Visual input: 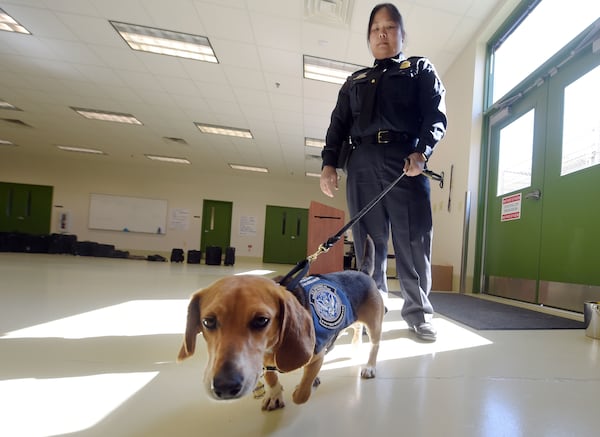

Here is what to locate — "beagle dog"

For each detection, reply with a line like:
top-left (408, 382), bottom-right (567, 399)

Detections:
top-left (177, 237), bottom-right (384, 411)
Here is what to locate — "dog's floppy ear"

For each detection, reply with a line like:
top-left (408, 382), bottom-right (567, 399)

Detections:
top-left (274, 292), bottom-right (315, 372)
top-left (177, 293), bottom-right (201, 362)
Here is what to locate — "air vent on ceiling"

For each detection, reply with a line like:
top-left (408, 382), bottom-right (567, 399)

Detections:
top-left (304, 0), bottom-right (354, 26)
top-left (163, 136), bottom-right (188, 145)
top-left (0, 118), bottom-right (32, 128)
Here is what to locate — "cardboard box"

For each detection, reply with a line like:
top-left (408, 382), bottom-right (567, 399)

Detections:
top-left (432, 264), bottom-right (453, 291)
top-left (387, 259), bottom-right (453, 291)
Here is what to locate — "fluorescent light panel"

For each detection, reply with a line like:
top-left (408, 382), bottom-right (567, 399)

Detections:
top-left (195, 123), bottom-right (253, 139)
top-left (71, 107), bottom-right (142, 125)
top-left (145, 155), bottom-right (191, 164)
top-left (111, 21), bottom-right (218, 63)
top-left (305, 172), bottom-right (321, 178)
top-left (229, 164), bottom-right (268, 173)
top-left (0, 8), bottom-right (31, 34)
top-left (1, 139), bottom-right (16, 146)
top-left (303, 55), bottom-right (365, 85)
top-left (0, 99), bottom-right (21, 110)
top-left (57, 145), bottom-right (105, 155)
top-left (305, 137), bottom-right (325, 148)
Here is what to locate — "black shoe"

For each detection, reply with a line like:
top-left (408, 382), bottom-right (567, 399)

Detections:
top-left (410, 322), bottom-right (437, 342)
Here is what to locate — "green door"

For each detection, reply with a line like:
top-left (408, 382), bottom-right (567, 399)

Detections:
top-left (484, 84), bottom-right (547, 303)
top-left (263, 205), bottom-right (308, 264)
top-left (200, 200), bottom-right (232, 253)
top-left (537, 48), bottom-right (600, 310)
top-left (0, 182), bottom-right (53, 234)
top-left (483, 46), bottom-right (600, 311)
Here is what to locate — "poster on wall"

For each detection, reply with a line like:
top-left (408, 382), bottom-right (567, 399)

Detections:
top-left (169, 208), bottom-right (190, 231)
top-left (501, 193), bottom-right (522, 222)
top-left (240, 216), bottom-right (257, 236)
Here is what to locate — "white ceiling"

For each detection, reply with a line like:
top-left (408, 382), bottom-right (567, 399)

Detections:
top-left (0, 0), bottom-right (502, 181)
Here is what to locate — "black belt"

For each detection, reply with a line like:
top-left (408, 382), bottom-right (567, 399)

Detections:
top-left (352, 130), bottom-right (414, 145)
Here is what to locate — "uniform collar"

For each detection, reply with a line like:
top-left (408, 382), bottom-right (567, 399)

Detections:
top-left (373, 53), bottom-right (406, 68)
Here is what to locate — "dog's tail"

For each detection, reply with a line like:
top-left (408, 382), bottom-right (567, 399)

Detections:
top-left (358, 234), bottom-right (375, 277)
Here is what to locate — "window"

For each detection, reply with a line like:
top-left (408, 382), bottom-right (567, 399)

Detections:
top-left (497, 110), bottom-right (534, 196)
top-left (490, 0), bottom-right (600, 104)
top-left (561, 65), bottom-right (600, 176)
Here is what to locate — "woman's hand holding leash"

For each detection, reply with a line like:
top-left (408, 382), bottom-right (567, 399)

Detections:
top-left (404, 152), bottom-right (426, 176)
top-left (321, 153), bottom-right (442, 199)
top-left (320, 165), bottom-right (339, 198)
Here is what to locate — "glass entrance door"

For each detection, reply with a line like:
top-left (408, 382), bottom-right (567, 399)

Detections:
top-left (484, 84), bottom-right (548, 303)
top-left (537, 50), bottom-right (600, 310)
top-left (483, 45), bottom-right (600, 311)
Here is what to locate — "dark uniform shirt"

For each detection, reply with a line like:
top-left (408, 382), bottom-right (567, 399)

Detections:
top-left (322, 54), bottom-right (447, 168)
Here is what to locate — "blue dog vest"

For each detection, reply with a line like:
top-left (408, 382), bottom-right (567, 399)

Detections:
top-left (299, 275), bottom-right (357, 354)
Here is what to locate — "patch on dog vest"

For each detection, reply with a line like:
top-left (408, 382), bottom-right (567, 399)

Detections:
top-left (300, 276), bottom-right (356, 353)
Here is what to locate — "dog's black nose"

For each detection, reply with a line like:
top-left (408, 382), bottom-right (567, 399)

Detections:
top-left (212, 365), bottom-right (245, 399)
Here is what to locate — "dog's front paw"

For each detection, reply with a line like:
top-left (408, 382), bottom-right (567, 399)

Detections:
top-left (261, 382), bottom-right (285, 411)
top-left (292, 384), bottom-right (313, 404)
top-left (262, 395), bottom-right (285, 411)
top-left (360, 366), bottom-right (376, 379)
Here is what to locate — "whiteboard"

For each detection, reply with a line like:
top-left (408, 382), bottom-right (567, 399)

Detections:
top-left (89, 193), bottom-right (167, 234)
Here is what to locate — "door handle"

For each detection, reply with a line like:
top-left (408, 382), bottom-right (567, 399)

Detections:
top-left (525, 189), bottom-right (541, 200)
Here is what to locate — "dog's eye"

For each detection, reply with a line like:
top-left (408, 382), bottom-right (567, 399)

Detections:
top-left (202, 317), bottom-right (217, 330)
top-left (250, 316), bottom-right (270, 330)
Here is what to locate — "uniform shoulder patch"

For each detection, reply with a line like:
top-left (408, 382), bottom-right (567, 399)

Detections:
top-left (351, 67), bottom-right (371, 81)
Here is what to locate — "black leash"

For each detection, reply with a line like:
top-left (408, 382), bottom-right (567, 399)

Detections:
top-left (279, 163), bottom-right (444, 291)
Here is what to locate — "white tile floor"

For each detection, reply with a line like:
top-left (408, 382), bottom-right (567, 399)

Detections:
top-left (1, 253), bottom-right (599, 437)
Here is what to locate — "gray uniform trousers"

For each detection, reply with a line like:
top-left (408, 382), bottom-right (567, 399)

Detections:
top-left (345, 141), bottom-right (434, 326)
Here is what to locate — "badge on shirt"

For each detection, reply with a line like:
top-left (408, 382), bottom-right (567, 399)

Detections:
top-left (400, 60), bottom-right (411, 69)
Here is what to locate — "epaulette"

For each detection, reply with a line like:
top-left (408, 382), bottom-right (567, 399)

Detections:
top-left (405, 56), bottom-right (430, 68)
top-left (350, 66), bottom-right (372, 81)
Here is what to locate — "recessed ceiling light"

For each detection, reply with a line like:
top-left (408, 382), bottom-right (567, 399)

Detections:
top-left (110, 21), bottom-right (218, 63)
top-left (0, 118), bottom-right (32, 127)
top-left (56, 145), bottom-right (105, 155)
top-left (0, 8), bottom-right (31, 34)
top-left (303, 55), bottom-right (365, 85)
top-left (0, 99), bottom-right (21, 110)
top-left (71, 107), bottom-right (142, 125)
top-left (195, 123), bottom-right (253, 139)
top-left (162, 136), bottom-right (188, 145)
top-left (305, 137), bottom-right (326, 148)
top-left (145, 155), bottom-right (191, 164)
top-left (229, 164), bottom-right (268, 173)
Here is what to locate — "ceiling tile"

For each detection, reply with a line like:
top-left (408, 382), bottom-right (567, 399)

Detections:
top-left (0, 0), bottom-right (504, 181)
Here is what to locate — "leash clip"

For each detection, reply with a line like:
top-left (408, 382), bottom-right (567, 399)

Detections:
top-left (308, 244), bottom-right (329, 263)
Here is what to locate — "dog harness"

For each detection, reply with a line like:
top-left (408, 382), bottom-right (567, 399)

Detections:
top-left (299, 275), bottom-right (357, 354)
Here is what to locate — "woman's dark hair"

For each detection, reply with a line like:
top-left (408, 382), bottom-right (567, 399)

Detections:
top-left (367, 3), bottom-right (406, 42)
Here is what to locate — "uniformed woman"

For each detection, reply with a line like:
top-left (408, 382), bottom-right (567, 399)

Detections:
top-left (320, 2), bottom-right (447, 341)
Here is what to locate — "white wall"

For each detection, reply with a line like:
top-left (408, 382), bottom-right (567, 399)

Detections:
top-left (431, 0), bottom-right (521, 290)
top-left (0, 153), bottom-right (348, 258)
top-left (430, 40), bottom-right (485, 291)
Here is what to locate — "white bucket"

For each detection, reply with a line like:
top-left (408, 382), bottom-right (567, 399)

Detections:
top-left (584, 301), bottom-right (600, 339)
